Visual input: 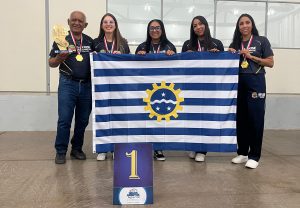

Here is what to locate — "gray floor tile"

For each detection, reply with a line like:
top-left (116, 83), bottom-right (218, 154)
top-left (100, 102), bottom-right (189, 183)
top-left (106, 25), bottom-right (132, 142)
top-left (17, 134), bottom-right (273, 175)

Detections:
top-left (0, 130), bottom-right (299, 207)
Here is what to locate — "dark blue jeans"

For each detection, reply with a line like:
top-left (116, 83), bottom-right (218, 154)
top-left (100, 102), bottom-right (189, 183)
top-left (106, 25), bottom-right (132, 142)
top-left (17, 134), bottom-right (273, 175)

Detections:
top-left (55, 75), bottom-right (92, 154)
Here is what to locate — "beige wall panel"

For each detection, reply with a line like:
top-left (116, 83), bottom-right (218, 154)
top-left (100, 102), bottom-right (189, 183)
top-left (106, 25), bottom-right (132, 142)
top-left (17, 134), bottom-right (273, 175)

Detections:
top-left (1, 0), bottom-right (299, 95)
top-left (267, 49), bottom-right (300, 94)
top-left (49, 0), bottom-right (106, 92)
top-left (0, 0), bottom-right (46, 91)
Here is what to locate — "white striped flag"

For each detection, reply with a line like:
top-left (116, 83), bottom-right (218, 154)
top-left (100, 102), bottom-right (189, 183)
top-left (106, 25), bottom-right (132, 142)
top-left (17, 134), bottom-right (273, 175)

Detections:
top-left (90, 52), bottom-right (239, 153)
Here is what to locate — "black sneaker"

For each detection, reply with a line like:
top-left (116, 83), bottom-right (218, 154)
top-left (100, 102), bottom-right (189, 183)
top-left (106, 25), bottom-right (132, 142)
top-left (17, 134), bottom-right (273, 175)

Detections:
top-left (154, 150), bottom-right (166, 161)
top-left (55, 153), bottom-right (66, 164)
top-left (70, 149), bottom-right (86, 160)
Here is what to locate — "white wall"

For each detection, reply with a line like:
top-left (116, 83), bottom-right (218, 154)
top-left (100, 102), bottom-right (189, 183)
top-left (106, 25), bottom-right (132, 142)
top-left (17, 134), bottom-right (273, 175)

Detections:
top-left (0, 0), bottom-right (46, 92)
top-left (267, 49), bottom-right (300, 94)
top-left (0, 1), bottom-right (299, 94)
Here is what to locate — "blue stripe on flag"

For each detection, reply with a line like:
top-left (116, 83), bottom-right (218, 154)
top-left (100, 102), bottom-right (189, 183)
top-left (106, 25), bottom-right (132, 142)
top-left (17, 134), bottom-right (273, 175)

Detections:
top-left (95, 113), bottom-right (236, 122)
top-left (95, 143), bottom-right (237, 152)
top-left (95, 128), bottom-right (236, 137)
top-left (94, 83), bottom-right (238, 92)
top-left (94, 67), bottom-right (238, 77)
top-left (95, 98), bottom-right (237, 107)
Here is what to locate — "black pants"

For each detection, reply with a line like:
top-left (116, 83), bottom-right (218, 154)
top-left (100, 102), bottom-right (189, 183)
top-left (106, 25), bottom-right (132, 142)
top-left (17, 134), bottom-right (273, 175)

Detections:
top-left (195, 152), bottom-right (207, 155)
top-left (236, 73), bottom-right (266, 162)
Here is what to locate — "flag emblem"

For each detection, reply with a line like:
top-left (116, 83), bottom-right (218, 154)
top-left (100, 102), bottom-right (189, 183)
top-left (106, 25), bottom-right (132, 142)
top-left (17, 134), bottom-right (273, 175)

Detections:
top-left (143, 81), bottom-right (184, 122)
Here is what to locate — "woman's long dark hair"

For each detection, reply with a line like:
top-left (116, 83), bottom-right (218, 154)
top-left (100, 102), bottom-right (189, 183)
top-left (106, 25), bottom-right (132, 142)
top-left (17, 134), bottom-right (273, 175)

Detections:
top-left (144, 19), bottom-right (171, 53)
top-left (189, 16), bottom-right (214, 51)
top-left (230, 13), bottom-right (259, 50)
top-left (98, 13), bottom-right (127, 53)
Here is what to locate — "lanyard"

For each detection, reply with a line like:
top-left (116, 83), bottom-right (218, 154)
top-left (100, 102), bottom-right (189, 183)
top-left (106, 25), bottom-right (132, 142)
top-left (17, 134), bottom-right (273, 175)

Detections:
top-left (70, 31), bottom-right (82, 55)
top-left (241, 35), bottom-right (253, 60)
top-left (197, 40), bottom-right (202, 52)
top-left (152, 44), bottom-right (160, 53)
top-left (104, 36), bottom-right (115, 53)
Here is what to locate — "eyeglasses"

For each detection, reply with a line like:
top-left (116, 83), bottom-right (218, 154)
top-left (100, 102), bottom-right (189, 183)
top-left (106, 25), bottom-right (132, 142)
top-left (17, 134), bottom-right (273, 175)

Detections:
top-left (149, 26), bottom-right (161, 32)
top-left (103, 20), bottom-right (115, 25)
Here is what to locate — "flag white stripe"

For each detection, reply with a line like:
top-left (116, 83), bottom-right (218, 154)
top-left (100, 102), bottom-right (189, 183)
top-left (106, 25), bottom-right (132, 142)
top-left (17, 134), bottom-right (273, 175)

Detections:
top-left (94, 90), bottom-right (237, 100)
top-left (94, 105), bottom-right (236, 115)
top-left (92, 75), bottom-right (238, 84)
top-left (93, 135), bottom-right (237, 144)
top-left (93, 120), bottom-right (236, 130)
top-left (94, 59), bottom-right (239, 69)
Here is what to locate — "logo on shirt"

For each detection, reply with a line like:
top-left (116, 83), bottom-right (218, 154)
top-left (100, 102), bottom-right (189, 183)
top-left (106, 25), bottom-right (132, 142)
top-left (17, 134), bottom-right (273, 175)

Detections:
top-left (68, 44), bottom-right (76, 52)
top-left (252, 92), bottom-right (265, 99)
top-left (249, 46), bottom-right (256, 52)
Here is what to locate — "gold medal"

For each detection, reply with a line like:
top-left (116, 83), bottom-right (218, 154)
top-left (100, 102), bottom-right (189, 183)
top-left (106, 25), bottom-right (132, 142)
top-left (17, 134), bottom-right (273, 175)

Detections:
top-left (76, 54), bottom-right (83, 62)
top-left (240, 35), bottom-right (253, 69)
top-left (241, 60), bottom-right (249, 69)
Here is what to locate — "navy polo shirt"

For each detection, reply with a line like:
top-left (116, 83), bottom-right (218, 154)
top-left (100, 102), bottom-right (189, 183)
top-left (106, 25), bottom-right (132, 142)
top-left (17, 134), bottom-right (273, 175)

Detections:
top-left (135, 41), bottom-right (177, 54)
top-left (49, 32), bottom-right (94, 80)
top-left (181, 38), bottom-right (224, 52)
top-left (229, 36), bottom-right (273, 74)
top-left (93, 37), bottom-right (130, 54)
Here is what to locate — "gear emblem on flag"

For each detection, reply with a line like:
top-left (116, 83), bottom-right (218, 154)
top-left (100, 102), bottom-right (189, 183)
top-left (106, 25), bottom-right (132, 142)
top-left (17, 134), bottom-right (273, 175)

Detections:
top-left (143, 81), bottom-right (184, 122)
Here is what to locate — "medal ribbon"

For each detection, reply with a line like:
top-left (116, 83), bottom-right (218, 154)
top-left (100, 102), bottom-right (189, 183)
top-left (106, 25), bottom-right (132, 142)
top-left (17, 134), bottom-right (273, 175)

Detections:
top-left (152, 44), bottom-right (160, 53)
top-left (241, 35), bottom-right (253, 61)
top-left (104, 37), bottom-right (115, 53)
top-left (197, 40), bottom-right (202, 52)
top-left (70, 31), bottom-right (83, 55)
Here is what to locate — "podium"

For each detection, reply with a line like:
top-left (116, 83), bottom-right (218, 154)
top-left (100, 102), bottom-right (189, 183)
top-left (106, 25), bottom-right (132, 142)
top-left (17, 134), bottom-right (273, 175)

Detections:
top-left (113, 143), bottom-right (153, 205)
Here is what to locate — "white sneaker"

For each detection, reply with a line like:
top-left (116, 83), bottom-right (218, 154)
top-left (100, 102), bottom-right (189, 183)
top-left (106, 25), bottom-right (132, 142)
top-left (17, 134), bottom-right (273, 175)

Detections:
top-left (188, 151), bottom-right (196, 159)
top-left (195, 153), bottom-right (205, 162)
top-left (231, 155), bottom-right (248, 164)
top-left (245, 159), bottom-right (259, 169)
top-left (96, 153), bottom-right (106, 161)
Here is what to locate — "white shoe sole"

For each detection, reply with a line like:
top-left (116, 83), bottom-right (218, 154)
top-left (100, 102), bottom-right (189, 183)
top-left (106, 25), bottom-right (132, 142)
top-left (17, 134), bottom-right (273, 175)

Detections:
top-left (97, 153), bottom-right (106, 161)
top-left (155, 157), bottom-right (166, 161)
top-left (195, 153), bottom-right (205, 162)
top-left (232, 155), bottom-right (248, 164)
top-left (245, 159), bottom-right (259, 169)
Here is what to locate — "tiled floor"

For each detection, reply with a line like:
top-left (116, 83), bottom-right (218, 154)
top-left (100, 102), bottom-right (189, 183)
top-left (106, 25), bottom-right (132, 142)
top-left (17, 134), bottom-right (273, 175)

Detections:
top-left (0, 130), bottom-right (299, 208)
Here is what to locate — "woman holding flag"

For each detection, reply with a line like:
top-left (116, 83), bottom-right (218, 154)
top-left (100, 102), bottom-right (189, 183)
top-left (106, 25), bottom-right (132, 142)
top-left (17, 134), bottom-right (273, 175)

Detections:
top-left (135, 19), bottom-right (177, 161)
top-left (182, 15), bottom-right (224, 162)
top-left (228, 14), bottom-right (274, 169)
top-left (93, 13), bottom-right (130, 161)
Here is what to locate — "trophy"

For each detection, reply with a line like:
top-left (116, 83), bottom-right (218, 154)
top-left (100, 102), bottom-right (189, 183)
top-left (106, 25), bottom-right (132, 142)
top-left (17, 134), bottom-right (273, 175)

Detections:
top-left (52, 25), bottom-right (69, 53)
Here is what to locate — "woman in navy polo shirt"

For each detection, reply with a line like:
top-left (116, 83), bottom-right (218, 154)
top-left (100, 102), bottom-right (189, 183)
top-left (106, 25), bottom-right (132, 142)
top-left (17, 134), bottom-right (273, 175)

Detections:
top-left (135, 19), bottom-right (176, 56)
top-left (93, 13), bottom-right (130, 161)
top-left (94, 13), bottom-right (130, 54)
top-left (182, 15), bottom-right (224, 162)
top-left (228, 14), bottom-right (274, 169)
top-left (136, 19), bottom-right (177, 161)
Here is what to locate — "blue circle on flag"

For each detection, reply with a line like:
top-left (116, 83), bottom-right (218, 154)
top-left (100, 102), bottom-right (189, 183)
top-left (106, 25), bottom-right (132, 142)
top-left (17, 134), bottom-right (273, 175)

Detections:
top-left (150, 89), bottom-right (176, 115)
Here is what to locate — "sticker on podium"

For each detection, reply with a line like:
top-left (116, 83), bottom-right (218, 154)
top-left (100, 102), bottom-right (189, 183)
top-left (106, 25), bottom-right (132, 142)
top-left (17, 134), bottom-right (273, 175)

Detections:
top-left (113, 143), bottom-right (153, 205)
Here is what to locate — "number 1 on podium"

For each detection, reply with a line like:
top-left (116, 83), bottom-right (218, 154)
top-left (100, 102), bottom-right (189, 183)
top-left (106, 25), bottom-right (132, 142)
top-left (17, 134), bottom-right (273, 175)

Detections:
top-left (126, 150), bottom-right (140, 179)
